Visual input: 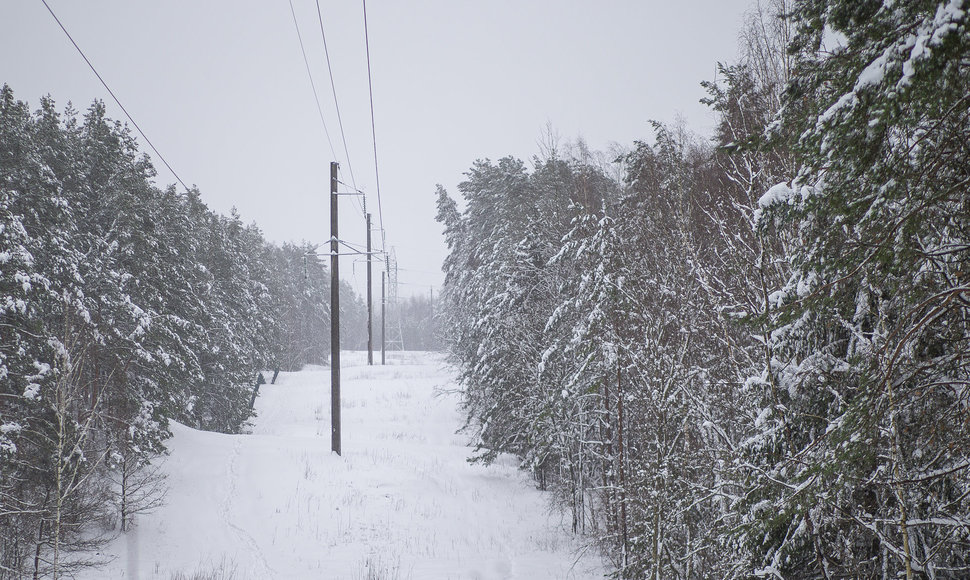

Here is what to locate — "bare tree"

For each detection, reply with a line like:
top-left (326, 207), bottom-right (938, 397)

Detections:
top-left (108, 444), bottom-right (166, 533)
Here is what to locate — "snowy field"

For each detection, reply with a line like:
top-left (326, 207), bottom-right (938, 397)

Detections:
top-left (81, 351), bottom-right (604, 579)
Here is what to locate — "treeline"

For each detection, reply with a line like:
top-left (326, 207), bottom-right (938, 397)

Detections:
top-left (388, 294), bottom-right (443, 352)
top-left (436, 1), bottom-right (969, 578)
top-left (0, 87), bottom-right (363, 577)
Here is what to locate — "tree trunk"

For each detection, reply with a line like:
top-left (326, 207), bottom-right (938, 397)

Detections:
top-left (617, 362), bottom-right (629, 571)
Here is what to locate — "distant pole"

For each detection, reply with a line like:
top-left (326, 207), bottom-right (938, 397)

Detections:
top-left (329, 161), bottom-right (341, 456)
top-left (366, 213), bottom-right (373, 365)
top-left (381, 271), bottom-right (386, 365)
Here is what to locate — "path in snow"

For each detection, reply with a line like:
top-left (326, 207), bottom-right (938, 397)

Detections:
top-left (84, 351), bottom-right (604, 579)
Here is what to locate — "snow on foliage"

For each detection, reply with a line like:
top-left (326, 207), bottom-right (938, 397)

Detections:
top-left (0, 85), bottom-right (370, 577)
top-left (436, 1), bottom-right (970, 577)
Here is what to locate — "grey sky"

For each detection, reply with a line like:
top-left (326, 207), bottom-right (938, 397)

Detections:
top-left (3, 0), bottom-right (753, 296)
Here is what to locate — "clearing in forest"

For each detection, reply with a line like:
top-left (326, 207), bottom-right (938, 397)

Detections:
top-left (81, 351), bottom-right (603, 580)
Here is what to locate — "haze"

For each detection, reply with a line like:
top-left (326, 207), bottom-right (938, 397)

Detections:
top-left (2, 0), bottom-right (752, 295)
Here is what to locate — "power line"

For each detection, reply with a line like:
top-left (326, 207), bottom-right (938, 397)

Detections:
top-left (41, 0), bottom-right (190, 192)
top-left (291, 4), bottom-right (370, 250)
top-left (308, 3), bottom-right (365, 226)
top-left (397, 266), bottom-right (443, 276)
top-left (361, 0), bottom-right (388, 273)
top-left (339, 165), bottom-right (367, 218)
top-left (396, 280), bottom-right (436, 287)
top-left (288, 0), bottom-right (338, 163)
top-left (347, 192), bottom-right (366, 221)
top-left (337, 179), bottom-right (371, 197)
top-left (334, 175), bottom-right (367, 219)
top-left (315, 0), bottom-right (359, 194)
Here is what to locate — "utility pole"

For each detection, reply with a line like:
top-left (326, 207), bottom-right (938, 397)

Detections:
top-left (366, 213), bottom-right (373, 365)
top-left (329, 161), bottom-right (341, 456)
top-left (381, 270), bottom-right (386, 365)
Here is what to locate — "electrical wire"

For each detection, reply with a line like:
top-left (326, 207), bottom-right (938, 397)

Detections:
top-left (348, 197), bottom-right (366, 221)
top-left (334, 176), bottom-right (367, 220)
top-left (310, 3), bottom-right (365, 219)
top-left (288, 0), bottom-right (339, 163)
top-left (396, 280), bottom-right (436, 287)
top-left (315, 0), bottom-right (358, 194)
top-left (40, 0), bottom-right (191, 192)
top-left (339, 166), bottom-right (367, 218)
top-left (336, 179), bottom-right (369, 197)
top-left (397, 266), bottom-right (443, 275)
top-left (361, 0), bottom-right (388, 274)
top-left (43, 0), bottom-right (394, 294)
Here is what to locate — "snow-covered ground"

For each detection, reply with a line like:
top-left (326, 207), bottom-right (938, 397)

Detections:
top-left (83, 351), bottom-right (605, 579)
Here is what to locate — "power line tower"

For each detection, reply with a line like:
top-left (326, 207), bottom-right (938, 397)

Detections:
top-left (385, 248), bottom-right (405, 351)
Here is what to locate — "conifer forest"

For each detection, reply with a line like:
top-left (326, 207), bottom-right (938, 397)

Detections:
top-left (3, 0), bottom-right (970, 578)
top-left (0, 90), bottom-right (383, 575)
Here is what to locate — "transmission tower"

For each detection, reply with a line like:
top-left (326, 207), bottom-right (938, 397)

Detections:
top-left (385, 248), bottom-right (405, 351)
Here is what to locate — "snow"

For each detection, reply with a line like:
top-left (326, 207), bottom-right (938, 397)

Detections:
top-left (32, 360), bottom-right (51, 376)
top-left (856, 53), bottom-right (890, 89)
top-left (795, 271), bottom-right (818, 298)
top-left (22, 383), bottom-right (40, 400)
top-left (754, 182), bottom-right (795, 223)
top-left (754, 407), bottom-right (772, 430)
top-left (817, 92), bottom-right (858, 127)
top-left (899, 0), bottom-right (966, 88)
top-left (0, 422), bottom-right (18, 455)
top-left (14, 271), bottom-right (31, 292)
top-left (767, 289), bottom-right (787, 309)
top-left (82, 351), bottom-right (603, 579)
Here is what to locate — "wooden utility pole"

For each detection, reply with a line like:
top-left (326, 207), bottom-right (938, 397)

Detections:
top-left (366, 213), bottom-right (373, 365)
top-left (381, 270), bottom-right (386, 365)
top-left (329, 162), bottom-right (341, 456)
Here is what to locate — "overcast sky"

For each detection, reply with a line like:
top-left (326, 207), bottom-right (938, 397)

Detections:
top-left (2, 0), bottom-right (754, 297)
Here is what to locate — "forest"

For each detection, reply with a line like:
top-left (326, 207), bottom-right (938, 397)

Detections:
top-left (435, 0), bottom-right (970, 578)
top-left (2, 0), bottom-right (968, 577)
top-left (0, 85), bottom-right (392, 576)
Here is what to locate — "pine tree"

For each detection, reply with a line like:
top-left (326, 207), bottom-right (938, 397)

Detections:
top-left (743, 0), bottom-right (970, 576)
top-left (1, 88), bottom-right (355, 576)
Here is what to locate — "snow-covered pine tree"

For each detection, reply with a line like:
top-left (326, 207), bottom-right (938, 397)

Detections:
top-left (2, 89), bottom-right (356, 576)
top-left (0, 85), bottom-right (69, 577)
top-left (744, 0), bottom-right (970, 576)
top-left (277, 241), bottom-right (331, 371)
